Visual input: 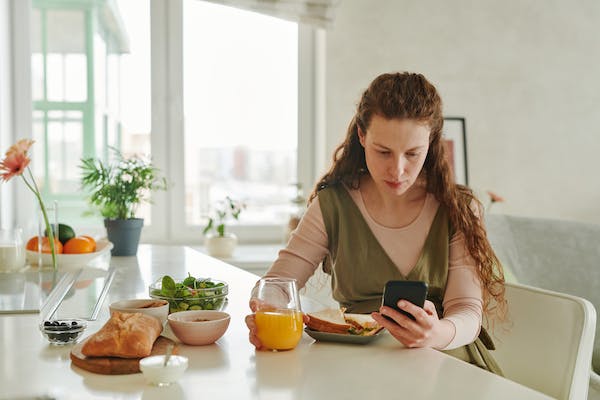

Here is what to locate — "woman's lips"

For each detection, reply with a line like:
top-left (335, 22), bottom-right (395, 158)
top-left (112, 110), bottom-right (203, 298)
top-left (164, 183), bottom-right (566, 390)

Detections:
top-left (385, 180), bottom-right (403, 189)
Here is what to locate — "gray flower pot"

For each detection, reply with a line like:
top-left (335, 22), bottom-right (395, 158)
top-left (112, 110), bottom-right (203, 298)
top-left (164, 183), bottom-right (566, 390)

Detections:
top-left (104, 218), bottom-right (144, 256)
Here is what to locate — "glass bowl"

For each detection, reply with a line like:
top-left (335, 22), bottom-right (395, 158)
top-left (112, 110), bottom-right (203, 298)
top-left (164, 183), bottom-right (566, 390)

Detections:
top-left (39, 318), bottom-right (87, 345)
top-left (148, 278), bottom-right (228, 313)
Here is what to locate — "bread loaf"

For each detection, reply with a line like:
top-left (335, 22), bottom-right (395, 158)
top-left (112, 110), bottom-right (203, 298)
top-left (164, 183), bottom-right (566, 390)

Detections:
top-left (82, 311), bottom-right (163, 358)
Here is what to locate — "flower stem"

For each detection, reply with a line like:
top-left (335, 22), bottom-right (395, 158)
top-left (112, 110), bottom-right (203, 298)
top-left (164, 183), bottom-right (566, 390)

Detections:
top-left (21, 168), bottom-right (57, 270)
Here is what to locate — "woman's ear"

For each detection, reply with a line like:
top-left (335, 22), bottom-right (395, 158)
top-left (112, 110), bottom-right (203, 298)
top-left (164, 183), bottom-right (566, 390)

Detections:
top-left (357, 126), bottom-right (366, 147)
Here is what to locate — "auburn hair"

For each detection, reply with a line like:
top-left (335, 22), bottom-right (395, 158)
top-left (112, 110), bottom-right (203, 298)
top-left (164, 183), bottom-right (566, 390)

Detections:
top-left (309, 72), bottom-right (506, 320)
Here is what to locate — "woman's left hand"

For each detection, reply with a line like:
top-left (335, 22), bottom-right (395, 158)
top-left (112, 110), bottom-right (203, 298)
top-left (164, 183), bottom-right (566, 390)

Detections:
top-left (372, 300), bottom-right (450, 349)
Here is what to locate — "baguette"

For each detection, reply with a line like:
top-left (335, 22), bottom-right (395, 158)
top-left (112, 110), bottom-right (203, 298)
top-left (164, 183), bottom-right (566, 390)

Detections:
top-left (82, 311), bottom-right (163, 358)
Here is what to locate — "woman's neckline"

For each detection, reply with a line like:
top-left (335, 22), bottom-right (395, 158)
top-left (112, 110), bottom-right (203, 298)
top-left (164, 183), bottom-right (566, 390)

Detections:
top-left (354, 184), bottom-right (430, 230)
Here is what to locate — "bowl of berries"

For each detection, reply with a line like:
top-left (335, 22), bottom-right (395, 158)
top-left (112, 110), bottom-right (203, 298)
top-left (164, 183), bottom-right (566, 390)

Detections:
top-left (39, 319), bottom-right (87, 345)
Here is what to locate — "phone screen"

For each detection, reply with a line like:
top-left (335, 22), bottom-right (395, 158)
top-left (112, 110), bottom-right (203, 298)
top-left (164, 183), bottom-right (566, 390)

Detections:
top-left (382, 280), bottom-right (428, 321)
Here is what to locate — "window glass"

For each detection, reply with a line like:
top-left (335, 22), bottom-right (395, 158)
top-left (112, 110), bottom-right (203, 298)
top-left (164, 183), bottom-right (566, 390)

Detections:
top-left (182, 0), bottom-right (298, 226)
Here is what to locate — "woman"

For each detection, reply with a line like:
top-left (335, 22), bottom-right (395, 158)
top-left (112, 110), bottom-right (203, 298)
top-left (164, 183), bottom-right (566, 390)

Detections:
top-left (246, 72), bottom-right (506, 374)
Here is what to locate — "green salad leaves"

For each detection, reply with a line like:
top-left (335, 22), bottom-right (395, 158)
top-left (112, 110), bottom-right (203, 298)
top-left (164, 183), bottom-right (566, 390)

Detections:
top-left (150, 273), bottom-right (227, 313)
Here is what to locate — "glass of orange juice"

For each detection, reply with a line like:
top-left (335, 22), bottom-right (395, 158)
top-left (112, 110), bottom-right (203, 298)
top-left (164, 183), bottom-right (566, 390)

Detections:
top-left (254, 277), bottom-right (303, 351)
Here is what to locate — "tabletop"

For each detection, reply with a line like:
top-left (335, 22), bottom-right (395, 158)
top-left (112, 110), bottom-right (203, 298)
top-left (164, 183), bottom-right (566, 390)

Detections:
top-left (0, 245), bottom-right (553, 400)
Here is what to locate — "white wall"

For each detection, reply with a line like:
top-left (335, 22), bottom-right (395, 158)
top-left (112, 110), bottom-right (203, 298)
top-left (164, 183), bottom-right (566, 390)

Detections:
top-left (0, 0), bottom-right (14, 228)
top-left (324, 0), bottom-right (600, 224)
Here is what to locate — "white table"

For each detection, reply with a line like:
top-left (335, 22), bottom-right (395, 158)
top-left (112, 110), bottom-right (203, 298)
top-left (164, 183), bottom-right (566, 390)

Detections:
top-left (0, 245), bottom-right (552, 399)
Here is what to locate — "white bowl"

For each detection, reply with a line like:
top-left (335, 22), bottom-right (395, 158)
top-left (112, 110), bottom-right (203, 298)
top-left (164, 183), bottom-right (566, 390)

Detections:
top-left (26, 238), bottom-right (113, 268)
top-left (139, 354), bottom-right (188, 386)
top-left (168, 310), bottom-right (230, 345)
top-left (109, 299), bottom-right (169, 324)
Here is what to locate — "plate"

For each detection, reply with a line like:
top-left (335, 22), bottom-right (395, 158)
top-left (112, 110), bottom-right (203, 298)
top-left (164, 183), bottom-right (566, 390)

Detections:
top-left (304, 327), bottom-right (384, 345)
top-left (26, 239), bottom-right (113, 267)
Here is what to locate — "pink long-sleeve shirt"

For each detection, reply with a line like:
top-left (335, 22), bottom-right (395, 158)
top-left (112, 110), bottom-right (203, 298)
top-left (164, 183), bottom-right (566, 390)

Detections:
top-left (264, 187), bottom-right (483, 350)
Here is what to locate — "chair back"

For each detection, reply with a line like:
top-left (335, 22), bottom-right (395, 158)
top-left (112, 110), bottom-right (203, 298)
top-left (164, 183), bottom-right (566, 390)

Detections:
top-left (489, 282), bottom-right (596, 400)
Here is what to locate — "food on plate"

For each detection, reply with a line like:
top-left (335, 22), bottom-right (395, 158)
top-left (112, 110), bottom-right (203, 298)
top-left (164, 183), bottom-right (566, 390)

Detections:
top-left (26, 236), bottom-right (63, 254)
top-left (149, 274), bottom-right (228, 313)
top-left (63, 236), bottom-right (96, 254)
top-left (81, 311), bottom-right (162, 358)
top-left (306, 308), bottom-right (383, 336)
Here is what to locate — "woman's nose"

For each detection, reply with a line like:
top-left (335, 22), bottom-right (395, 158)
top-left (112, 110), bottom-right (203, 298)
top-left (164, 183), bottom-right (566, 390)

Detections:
top-left (389, 156), bottom-right (406, 177)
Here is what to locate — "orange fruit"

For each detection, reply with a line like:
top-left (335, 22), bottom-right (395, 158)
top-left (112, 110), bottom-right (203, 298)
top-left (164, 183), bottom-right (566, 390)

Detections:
top-left (26, 236), bottom-right (63, 254)
top-left (80, 235), bottom-right (97, 251)
top-left (63, 236), bottom-right (96, 254)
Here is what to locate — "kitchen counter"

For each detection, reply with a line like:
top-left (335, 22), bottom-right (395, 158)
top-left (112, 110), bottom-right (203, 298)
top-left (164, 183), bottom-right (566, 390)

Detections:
top-left (0, 245), bottom-right (552, 400)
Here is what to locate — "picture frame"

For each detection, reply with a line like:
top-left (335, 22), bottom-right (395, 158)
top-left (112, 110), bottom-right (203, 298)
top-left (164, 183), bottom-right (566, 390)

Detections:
top-left (442, 117), bottom-right (468, 185)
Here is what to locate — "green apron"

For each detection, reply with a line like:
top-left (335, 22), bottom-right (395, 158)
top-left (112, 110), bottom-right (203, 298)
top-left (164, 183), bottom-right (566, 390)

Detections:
top-left (318, 185), bottom-right (503, 375)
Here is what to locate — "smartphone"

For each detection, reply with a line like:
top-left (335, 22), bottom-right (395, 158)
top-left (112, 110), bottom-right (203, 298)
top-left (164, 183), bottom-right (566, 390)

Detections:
top-left (382, 280), bottom-right (428, 321)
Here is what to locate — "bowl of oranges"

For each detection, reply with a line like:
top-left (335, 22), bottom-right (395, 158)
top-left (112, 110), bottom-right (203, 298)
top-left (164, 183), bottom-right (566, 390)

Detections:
top-left (25, 223), bottom-right (113, 268)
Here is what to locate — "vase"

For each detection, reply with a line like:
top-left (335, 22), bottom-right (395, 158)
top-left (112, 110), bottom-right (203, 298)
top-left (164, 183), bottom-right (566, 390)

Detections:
top-left (104, 218), bottom-right (144, 256)
top-left (204, 233), bottom-right (237, 258)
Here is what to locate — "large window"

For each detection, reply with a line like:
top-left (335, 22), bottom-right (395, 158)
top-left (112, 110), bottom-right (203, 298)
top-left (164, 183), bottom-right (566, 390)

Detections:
top-left (182, 1), bottom-right (298, 228)
top-left (24, 0), bottom-right (310, 244)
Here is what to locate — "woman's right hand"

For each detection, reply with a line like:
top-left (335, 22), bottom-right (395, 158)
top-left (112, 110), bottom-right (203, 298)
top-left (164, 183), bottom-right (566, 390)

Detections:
top-left (245, 298), bottom-right (264, 350)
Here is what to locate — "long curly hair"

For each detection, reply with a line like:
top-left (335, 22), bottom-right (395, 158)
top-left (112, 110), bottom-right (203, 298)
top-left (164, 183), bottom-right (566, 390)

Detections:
top-left (310, 72), bottom-right (506, 320)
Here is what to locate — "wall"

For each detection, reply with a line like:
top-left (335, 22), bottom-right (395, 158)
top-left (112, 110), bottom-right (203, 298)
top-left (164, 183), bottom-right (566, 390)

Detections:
top-left (0, 0), bottom-right (13, 228)
top-left (324, 0), bottom-right (600, 223)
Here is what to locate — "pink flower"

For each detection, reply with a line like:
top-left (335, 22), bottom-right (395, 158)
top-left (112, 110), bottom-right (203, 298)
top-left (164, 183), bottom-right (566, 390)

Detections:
top-left (0, 138), bottom-right (57, 269)
top-left (0, 151), bottom-right (31, 182)
top-left (6, 139), bottom-right (34, 157)
top-left (486, 190), bottom-right (505, 204)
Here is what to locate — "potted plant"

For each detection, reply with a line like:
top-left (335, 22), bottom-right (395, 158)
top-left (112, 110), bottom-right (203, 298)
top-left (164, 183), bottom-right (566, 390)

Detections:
top-left (80, 149), bottom-right (167, 256)
top-left (202, 196), bottom-right (244, 258)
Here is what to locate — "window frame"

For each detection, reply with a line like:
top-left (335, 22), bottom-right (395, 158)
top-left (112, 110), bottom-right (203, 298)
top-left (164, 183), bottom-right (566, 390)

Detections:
top-left (143, 0), bottom-right (322, 245)
top-left (9, 0), bottom-right (322, 245)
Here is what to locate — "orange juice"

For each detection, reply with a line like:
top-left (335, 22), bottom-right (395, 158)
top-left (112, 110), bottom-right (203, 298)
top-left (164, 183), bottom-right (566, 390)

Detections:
top-left (255, 309), bottom-right (303, 350)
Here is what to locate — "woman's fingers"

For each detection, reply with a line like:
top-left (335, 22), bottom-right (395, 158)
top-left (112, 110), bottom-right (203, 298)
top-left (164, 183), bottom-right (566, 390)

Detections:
top-left (245, 313), bottom-right (263, 350)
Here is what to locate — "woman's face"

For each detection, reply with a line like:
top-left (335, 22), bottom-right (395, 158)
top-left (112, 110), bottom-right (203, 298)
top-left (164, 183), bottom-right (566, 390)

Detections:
top-left (358, 115), bottom-right (430, 197)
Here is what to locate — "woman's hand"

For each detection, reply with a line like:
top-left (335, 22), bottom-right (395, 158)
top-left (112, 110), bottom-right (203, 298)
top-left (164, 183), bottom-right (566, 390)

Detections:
top-left (245, 298), bottom-right (310, 350)
top-left (245, 298), bottom-right (265, 350)
top-left (371, 300), bottom-right (452, 349)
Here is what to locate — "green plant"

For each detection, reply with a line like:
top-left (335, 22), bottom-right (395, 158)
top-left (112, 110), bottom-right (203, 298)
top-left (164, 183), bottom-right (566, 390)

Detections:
top-left (202, 196), bottom-right (244, 237)
top-left (80, 148), bottom-right (167, 219)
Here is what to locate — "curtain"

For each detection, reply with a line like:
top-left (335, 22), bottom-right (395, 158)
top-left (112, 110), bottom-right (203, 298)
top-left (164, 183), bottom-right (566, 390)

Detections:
top-left (199, 0), bottom-right (339, 29)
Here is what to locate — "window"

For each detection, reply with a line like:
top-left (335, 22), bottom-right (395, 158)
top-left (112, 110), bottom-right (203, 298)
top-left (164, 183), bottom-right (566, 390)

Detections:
top-left (24, 0), bottom-right (313, 244)
top-left (182, 1), bottom-right (298, 229)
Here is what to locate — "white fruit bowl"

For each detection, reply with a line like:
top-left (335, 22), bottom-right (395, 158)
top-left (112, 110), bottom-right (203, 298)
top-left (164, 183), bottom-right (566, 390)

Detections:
top-left (26, 238), bottom-right (113, 268)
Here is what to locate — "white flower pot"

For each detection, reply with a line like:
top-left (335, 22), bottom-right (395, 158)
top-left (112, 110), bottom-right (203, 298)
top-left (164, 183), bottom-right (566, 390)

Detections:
top-left (204, 233), bottom-right (237, 258)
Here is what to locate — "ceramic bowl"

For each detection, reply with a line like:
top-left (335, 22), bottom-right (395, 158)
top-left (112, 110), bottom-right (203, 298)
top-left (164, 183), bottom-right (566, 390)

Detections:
top-left (168, 310), bottom-right (230, 345)
top-left (26, 238), bottom-right (113, 268)
top-left (139, 354), bottom-right (188, 386)
top-left (109, 299), bottom-right (169, 324)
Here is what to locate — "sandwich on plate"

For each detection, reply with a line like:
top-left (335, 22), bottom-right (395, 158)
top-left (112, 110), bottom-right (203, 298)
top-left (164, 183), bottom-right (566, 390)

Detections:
top-left (306, 308), bottom-right (383, 336)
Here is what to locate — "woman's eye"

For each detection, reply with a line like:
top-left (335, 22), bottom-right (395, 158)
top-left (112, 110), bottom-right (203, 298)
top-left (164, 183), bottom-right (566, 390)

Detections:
top-left (406, 152), bottom-right (419, 158)
top-left (377, 150), bottom-right (390, 155)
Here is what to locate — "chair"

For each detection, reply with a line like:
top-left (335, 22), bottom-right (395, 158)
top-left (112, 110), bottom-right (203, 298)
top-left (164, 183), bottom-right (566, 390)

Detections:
top-left (488, 282), bottom-right (596, 400)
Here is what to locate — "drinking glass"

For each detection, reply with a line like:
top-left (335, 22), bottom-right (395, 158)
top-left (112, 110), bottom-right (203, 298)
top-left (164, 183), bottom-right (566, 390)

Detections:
top-left (0, 228), bottom-right (26, 272)
top-left (254, 277), bottom-right (303, 351)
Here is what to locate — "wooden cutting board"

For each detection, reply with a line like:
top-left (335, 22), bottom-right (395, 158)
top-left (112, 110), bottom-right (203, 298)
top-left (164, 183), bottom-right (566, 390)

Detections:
top-left (70, 336), bottom-right (178, 375)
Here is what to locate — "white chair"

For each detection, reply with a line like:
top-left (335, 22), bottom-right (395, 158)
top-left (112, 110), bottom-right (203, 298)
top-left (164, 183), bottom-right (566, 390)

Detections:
top-left (488, 282), bottom-right (597, 400)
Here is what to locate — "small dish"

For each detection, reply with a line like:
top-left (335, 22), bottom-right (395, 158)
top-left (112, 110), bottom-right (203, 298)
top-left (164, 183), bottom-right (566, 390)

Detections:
top-left (304, 327), bottom-right (384, 345)
top-left (39, 319), bottom-right (87, 345)
top-left (168, 310), bottom-right (230, 345)
top-left (109, 299), bottom-right (169, 324)
top-left (26, 239), bottom-right (113, 267)
top-left (139, 354), bottom-right (188, 386)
